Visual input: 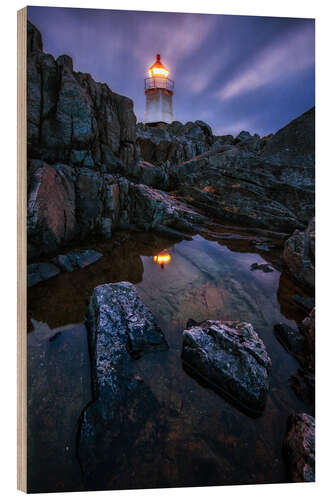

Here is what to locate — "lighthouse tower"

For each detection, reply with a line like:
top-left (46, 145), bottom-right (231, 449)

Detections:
top-left (144, 54), bottom-right (174, 124)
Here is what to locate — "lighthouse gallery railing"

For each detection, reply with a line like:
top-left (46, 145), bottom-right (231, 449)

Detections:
top-left (144, 77), bottom-right (174, 91)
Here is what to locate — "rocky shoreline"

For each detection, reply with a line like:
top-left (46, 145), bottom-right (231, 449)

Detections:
top-left (27, 19), bottom-right (315, 489)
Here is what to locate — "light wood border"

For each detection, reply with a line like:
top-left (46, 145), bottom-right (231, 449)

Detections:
top-left (17, 6), bottom-right (27, 493)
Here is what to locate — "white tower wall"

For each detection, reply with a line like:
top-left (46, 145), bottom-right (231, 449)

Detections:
top-left (145, 89), bottom-right (174, 124)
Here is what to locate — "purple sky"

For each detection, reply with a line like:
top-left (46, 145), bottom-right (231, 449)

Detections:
top-left (28, 6), bottom-right (315, 137)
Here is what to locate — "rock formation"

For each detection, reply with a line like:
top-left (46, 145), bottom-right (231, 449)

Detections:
top-left (78, 282), bottom-right (168, 487)
top-left (283, 217), bottom-right (315, 290)
top-left (27, 249), bottom-right (103, 287)
top-left (182, 319), bottom-right (271, 413)
top-left (275, 307), bottom-right (315, 406)
top-left (284, 413), bottom-right (315, 482)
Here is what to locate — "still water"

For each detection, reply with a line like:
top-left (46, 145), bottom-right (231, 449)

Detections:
top-left (27, 231), bottom-right (312, 492)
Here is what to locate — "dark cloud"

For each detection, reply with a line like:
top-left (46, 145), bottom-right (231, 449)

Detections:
top-left (28, 6), bottom-right (315, 136)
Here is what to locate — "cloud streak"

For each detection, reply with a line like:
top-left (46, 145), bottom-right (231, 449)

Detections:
top-left (217, 24), bottom-right (315, 101)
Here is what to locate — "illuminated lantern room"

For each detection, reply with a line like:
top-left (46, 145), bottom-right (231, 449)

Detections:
top-left (144, 54), bottom-right (174, 124)
top-left (148, 54), bottom-right (170, 78)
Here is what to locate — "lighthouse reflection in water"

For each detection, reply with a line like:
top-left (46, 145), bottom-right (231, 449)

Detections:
top-left (153, 250), bottom-right (171, 269)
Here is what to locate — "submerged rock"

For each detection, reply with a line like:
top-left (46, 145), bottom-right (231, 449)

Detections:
top-left (274, 323), bottom-right (305, 353)
top-left (28, 250), bottom-right (103, 287)
top-left (293, 295), bottom-right (315, 313)
top-left (27, 262), bottom-right (60, 287)
top-left (52, 249), bottom-right (103, 271)
top-left (27, 322), bottom-right (91, 492)
top-left (79, 282), bottom-right (168, 488)
top-left (250, 262), bottom-right (274, 273)
top-left (182, 320), bottom-right (271, 413)
top-left (284, 413), bottom-right (315, 482)
top-left (283, 217), bottom-right (315, 290)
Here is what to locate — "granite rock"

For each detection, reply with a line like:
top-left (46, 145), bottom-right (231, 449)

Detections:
top-left (182, 320), bottom-right (271, 413)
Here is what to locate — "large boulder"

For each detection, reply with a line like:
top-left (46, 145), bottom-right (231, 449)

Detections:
top-left (78, 283), bottom-right (168, 487)
top-left (283, 218), bottom-right (315, 290)
top-left (86, 282), bottom-right (168, 364)
top-left (27, 163), bottom-right (77, 258)
top-left (182, 320), bottom-right (271, 413)
top-left (284, 413), bottom-right (315, 482)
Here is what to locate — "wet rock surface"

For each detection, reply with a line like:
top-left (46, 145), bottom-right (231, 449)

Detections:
top-left (78, 282), bottom-right (168, 488)
top-left (284, 413), bottom-right (315, 482)
top-left (182, 320), bottom-right (271, 413)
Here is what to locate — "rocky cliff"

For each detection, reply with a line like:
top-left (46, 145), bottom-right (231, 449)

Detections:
top-left (27, 21), bottom-right (315, 261)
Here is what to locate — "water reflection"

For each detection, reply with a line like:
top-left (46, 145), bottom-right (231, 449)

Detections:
top-left (27, 229), bottom-right (314, 492)
top-left (154, 250), bottom-right (172, 269)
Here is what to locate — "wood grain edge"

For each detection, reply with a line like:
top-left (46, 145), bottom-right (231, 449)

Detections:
top-left (17, 6), bottom-right (27, 493)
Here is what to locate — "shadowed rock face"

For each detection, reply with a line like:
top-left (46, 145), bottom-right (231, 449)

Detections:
top-left (78, 282), bottom-right (168, 489)
top-left (172, 117), bottom-right (314, 232)
top-left (283, 218), bottom-right (315, 290)
top-left (284, 413), bottom-right (315, 482)
top-left (182, 320), bottom-right (271, 413)
top-left (262, 107), bottom-right (315, 165)
top-left (27, 21), bottom-right (137, 168)
top-left (136, 120), bottom-right (214, 166)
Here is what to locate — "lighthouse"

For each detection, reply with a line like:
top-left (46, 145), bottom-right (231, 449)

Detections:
top-left (144, 54), bottom-right (174, 124)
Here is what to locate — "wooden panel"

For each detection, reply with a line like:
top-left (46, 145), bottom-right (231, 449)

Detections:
top-left (17, 6), bottom-right (27, 493)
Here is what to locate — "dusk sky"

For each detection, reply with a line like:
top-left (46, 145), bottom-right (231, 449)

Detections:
top-left (28, 7), bottom-right (315, 137)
